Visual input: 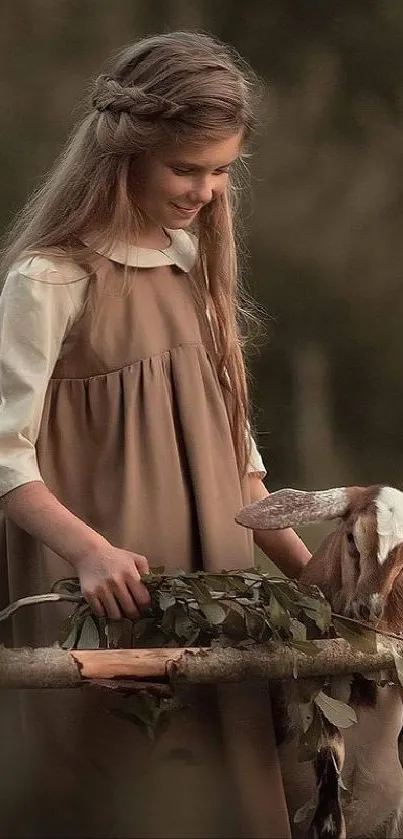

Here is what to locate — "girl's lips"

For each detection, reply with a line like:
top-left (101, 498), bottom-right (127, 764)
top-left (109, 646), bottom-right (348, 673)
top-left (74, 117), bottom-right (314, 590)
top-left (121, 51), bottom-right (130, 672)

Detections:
top-left (171, 203), bottom-right (200, 214)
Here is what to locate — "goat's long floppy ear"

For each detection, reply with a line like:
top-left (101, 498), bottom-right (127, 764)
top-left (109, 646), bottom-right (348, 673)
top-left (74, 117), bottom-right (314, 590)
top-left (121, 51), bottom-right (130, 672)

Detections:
top-left (236, 487), bottom-right (350, 530)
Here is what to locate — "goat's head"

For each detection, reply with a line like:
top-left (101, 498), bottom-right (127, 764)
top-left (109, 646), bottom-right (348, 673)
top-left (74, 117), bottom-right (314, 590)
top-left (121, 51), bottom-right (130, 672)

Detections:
top-left (236, 485), bottom-right (403, 630)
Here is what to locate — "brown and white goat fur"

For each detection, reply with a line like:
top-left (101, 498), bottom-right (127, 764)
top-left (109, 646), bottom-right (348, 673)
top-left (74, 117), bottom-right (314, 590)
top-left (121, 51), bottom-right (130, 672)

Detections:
top-left (237, 485), bottom-right (403, 839)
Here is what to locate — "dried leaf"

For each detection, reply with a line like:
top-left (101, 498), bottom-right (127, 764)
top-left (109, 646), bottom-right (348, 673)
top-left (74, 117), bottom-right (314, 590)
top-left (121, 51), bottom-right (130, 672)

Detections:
top-left (314, 690), bottom-right (357, 728)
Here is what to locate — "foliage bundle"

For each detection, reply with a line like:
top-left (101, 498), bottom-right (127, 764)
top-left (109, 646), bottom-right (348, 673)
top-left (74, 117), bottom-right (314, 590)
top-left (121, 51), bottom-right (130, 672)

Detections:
top-left (54, 568), bottom-right (334, 652)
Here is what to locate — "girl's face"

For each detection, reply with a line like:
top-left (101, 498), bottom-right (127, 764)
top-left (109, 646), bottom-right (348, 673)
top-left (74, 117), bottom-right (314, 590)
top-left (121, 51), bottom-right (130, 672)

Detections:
top-left (135, 131), bottom-right (243, 236)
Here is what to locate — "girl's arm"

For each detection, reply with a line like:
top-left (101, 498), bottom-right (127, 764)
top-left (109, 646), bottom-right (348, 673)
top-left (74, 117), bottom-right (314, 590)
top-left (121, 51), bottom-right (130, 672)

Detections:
top-left (0, 264), bottom-right (149, 619)
top-left (248, 473), bottom-right (311, 579)
top-left (1, 481), bottom-right (150, 619)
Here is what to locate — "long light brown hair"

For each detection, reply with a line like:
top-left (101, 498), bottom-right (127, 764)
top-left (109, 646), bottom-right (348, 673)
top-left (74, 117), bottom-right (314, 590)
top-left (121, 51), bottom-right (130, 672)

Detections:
top-left (0, 31), bottom-right (262, 474)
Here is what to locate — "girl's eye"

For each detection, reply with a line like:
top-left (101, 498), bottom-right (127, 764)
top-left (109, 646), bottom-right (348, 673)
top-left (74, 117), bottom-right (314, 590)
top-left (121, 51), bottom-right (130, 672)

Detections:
top-left (172, 168), bottom-right (192, 175)
top-left (171, 167), bottom-right (230, 176)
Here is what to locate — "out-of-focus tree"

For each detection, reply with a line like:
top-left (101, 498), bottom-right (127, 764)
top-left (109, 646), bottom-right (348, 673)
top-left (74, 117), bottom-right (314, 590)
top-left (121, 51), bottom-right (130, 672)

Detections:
top-left (207, 0), bottom-right (403, 489)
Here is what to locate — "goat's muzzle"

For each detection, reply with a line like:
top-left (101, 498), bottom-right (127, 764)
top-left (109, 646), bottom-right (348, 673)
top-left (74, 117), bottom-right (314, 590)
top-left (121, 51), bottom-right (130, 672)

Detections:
top-left (347, 593), bottom-right (384, 622)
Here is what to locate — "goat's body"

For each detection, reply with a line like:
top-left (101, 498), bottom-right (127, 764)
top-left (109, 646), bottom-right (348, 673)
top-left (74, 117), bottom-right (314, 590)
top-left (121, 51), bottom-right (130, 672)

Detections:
top-left (277, 683), bottom-right (403, 838)
top-left (238, 484), bottom-right (403, 837)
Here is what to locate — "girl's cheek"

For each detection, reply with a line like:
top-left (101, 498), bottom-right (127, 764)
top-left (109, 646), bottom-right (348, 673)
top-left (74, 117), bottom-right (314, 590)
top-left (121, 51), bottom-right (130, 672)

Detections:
top-left (165, 175), bottom-right (189, 195)
top-left (216, 175), bottom-right (229, 193)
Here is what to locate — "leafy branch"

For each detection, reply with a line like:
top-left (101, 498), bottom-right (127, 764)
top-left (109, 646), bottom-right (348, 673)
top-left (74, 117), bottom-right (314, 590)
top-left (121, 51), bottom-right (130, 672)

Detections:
top-left (2, 567), bottom-right (402, 754)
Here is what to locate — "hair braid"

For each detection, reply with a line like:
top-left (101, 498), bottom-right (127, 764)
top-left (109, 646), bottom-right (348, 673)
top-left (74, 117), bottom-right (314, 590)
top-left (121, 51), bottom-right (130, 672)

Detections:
top-left (92, 74), bottom-right (184, 118)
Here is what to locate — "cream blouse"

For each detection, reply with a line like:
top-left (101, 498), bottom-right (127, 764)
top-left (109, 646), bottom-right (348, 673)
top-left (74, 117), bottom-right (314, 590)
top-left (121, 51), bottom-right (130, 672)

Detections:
top-left (0, 228), bottom-right (265, 497)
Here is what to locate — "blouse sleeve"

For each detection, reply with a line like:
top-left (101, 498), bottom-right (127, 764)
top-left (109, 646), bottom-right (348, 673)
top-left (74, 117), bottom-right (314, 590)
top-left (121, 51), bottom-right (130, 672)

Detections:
top-left (0, 256), bottom-right (88, 497)
top-left (247, 428), bottom-right (267, 479)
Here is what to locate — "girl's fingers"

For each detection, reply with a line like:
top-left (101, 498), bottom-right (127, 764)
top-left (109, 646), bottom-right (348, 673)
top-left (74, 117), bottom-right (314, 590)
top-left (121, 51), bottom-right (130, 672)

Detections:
top-left (135, 554), bottom-right (150, 575)
top-left (98, 590), bottom-right (123, 621)
top-left (126, 575), bottom-right (151, 612)
top-left (111, 581), bottom-right (140, 619)
top-left (85, 594), bottom-right (105, 618)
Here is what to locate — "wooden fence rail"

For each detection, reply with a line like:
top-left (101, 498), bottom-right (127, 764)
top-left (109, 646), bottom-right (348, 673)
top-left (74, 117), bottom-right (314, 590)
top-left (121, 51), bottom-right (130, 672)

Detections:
top-left (1, 638), bottom-right (402, 689)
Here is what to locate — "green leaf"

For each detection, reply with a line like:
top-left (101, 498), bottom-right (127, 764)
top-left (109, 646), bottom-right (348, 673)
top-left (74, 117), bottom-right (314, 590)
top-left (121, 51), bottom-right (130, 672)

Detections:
top-left (299, 596), bottom-right (332, 633)
top-left (174, 611), bottom-right (199, 641)
top-left (77, 615), bottom-right (100, 649)
top-left (187, 578), bottom-right (214, 603)
top-left (245, 608), bottom-right (266, 640)
top-left (290, 619), bottom-right (307, 641)
top-left (160, 605), bottom-right (177, 635)
top-left (297, 700), bottom-right (315, 733)
top-left (329, 676), bottom-right (353, 705)
top-left (59, 622), bottom-right (79, 650)
top-left (105, 620), bottom-right (125, 648)
top-left (391, 647), bottom-right (403, 687)
top-left (111, 695), bottom-right (180, 741)
top-left (298, 706), bottom-right (322, 762)
top-left (314, 690), bottom-right (357, 728)
top-left (52, 577), bottom-right (81, 595)
top-left (333, 616), bottom-right (377, 653)
top-left (200, 603), bottom-right (227, 625)
top-left (158, 592), bottom-right (176, 611)
top-left (269, 593), bottom-right (291, 631)
top-left (222, 603), bottom-right (247, 640)
top-left (296, 677), bottom-right (324, 704)
top-left (289, 640), bottom-right (320, 657)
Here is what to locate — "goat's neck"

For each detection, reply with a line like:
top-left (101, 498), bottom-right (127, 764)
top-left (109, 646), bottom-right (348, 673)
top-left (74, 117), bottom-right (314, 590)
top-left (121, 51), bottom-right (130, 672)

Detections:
top-left (343, 684), bottom-right (403, 782)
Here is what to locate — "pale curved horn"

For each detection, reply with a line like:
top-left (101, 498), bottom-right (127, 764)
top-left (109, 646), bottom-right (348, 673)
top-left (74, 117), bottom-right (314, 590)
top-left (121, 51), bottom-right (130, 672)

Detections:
top-left (235, 487), bottom-right (350, 530)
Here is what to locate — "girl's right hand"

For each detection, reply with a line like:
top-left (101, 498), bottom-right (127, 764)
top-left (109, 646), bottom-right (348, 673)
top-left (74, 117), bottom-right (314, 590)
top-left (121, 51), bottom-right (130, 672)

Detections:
top-left (75, 543), bottom-right (151, 620)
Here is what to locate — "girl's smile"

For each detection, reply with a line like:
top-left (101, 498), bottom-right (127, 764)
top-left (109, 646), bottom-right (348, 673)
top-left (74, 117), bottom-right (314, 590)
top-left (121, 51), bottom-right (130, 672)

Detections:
top-left (134, 131), bottom-right (243, 244)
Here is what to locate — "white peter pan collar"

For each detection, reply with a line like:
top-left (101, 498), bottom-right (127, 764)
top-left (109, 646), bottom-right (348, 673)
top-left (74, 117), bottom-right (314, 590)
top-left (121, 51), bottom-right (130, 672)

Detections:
top-left (83, 228), bottom-right (198, 274)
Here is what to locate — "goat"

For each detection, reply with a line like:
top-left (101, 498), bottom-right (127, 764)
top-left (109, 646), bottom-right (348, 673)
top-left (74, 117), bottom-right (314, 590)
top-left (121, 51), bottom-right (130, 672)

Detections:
top-left (236, 484), bottom-right (403, 839)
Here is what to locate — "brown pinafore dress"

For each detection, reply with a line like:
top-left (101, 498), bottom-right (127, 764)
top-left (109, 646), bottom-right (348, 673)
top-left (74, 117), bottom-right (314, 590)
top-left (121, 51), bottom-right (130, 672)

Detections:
top-left (0, 246), bottom-right (291, 838)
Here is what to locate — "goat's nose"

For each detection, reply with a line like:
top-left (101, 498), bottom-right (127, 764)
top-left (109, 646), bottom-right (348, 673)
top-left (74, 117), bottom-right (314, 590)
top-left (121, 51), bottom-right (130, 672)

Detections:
top-left (351, 595), bottom-right (383, 622)
top-left (358, 602), bottom-right (371, 621)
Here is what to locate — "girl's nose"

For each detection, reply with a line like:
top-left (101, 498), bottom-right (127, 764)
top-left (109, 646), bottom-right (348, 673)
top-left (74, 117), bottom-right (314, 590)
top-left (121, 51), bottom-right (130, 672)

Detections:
top-left (189, 176), bottom-right (214, 205)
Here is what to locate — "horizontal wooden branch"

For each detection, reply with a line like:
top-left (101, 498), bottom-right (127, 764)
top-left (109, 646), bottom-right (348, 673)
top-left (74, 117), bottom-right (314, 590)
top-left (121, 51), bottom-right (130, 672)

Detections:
top-left (1, 638), bottom-right (402, 689)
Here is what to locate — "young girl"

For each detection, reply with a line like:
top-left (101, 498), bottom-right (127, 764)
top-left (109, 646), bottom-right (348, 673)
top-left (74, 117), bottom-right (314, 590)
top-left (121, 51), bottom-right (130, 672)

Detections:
top-left (0, 31), bottom-right (310, 838)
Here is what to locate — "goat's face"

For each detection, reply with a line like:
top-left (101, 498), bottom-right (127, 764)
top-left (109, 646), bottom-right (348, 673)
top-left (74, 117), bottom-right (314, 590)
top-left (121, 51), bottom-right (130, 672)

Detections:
top-left (236, 485), bottom-right (403, 629)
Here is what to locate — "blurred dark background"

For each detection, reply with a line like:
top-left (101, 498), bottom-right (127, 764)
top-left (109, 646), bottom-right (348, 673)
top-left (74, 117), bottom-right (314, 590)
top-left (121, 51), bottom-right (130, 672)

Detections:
top-left (2, 0), bottom-right (403, 516)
